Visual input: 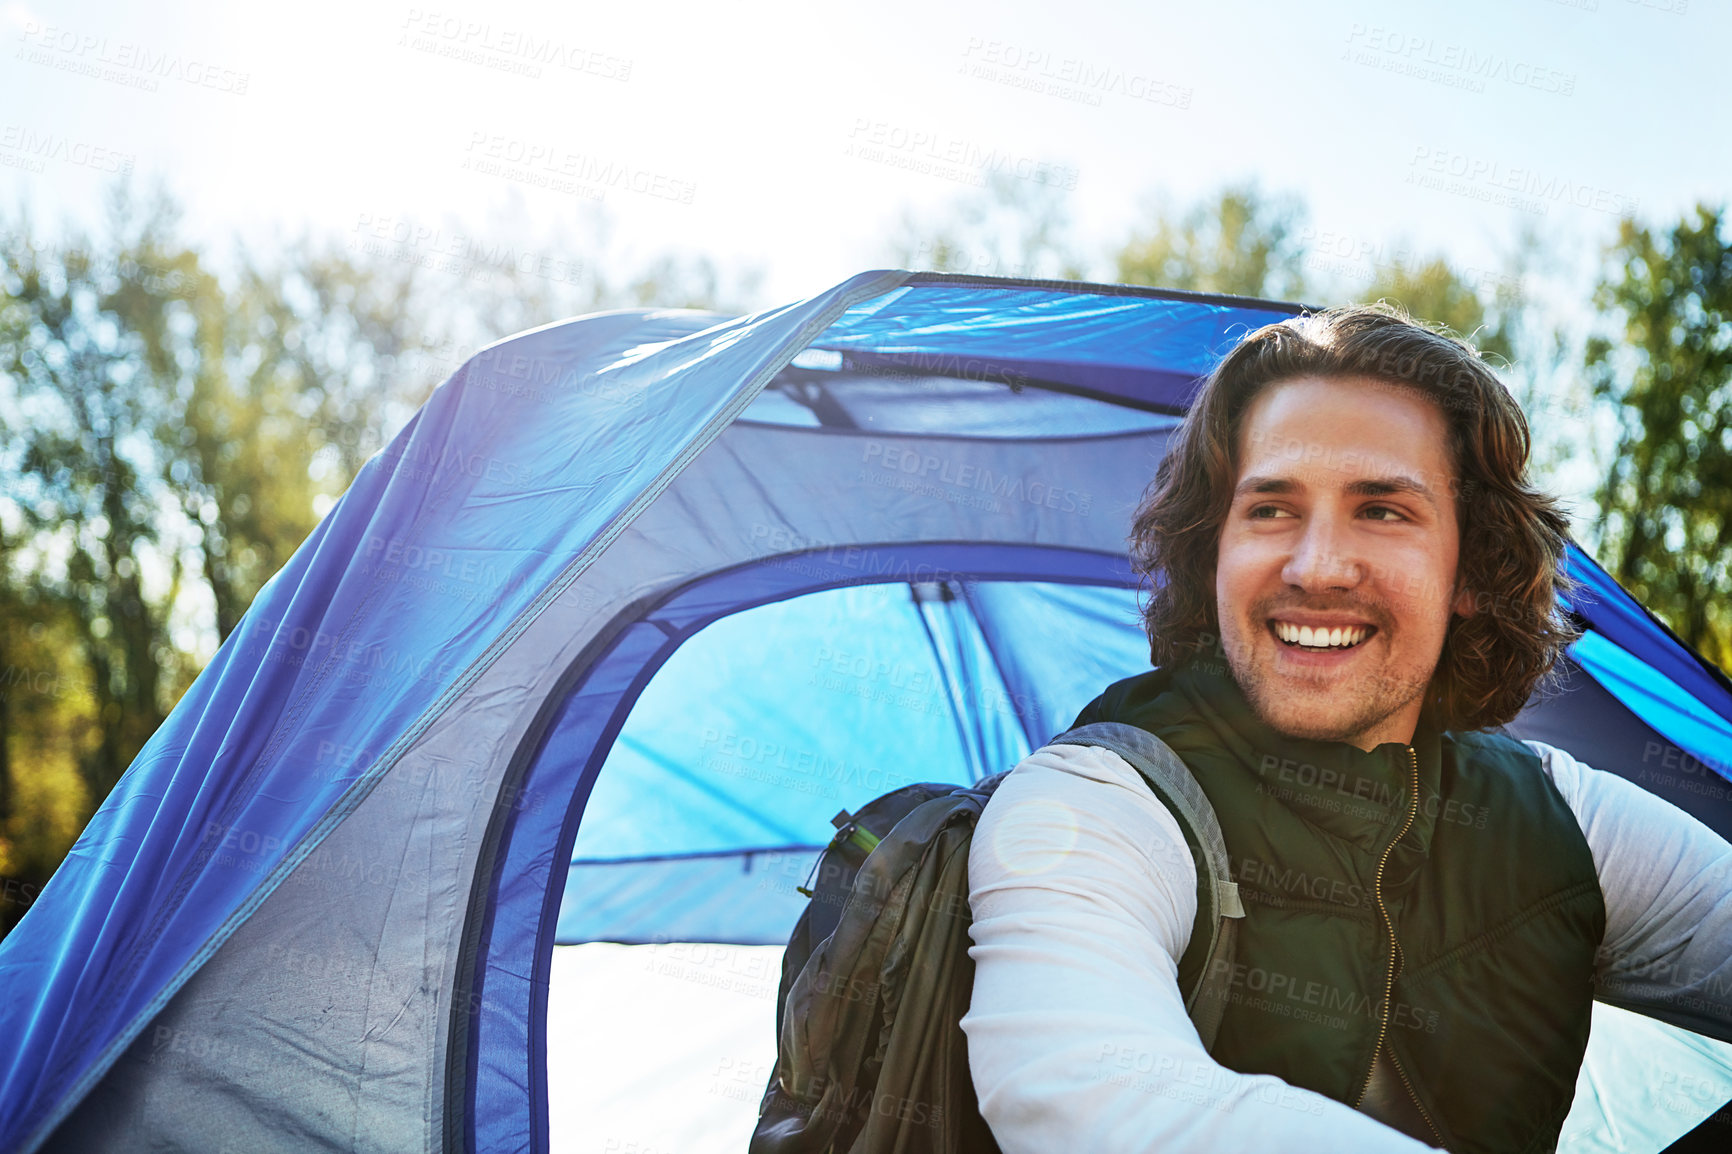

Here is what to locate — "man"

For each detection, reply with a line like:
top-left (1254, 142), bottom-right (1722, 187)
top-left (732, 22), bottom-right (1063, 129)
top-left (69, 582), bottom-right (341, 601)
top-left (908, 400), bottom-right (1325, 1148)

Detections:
top-left (961, 306), bottom-right (1732, 1152)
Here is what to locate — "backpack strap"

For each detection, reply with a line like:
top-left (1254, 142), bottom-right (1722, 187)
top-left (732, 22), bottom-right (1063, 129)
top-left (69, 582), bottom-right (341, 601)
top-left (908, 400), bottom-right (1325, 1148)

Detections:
top-left (1049, 722), bottom-right (1244, 1053)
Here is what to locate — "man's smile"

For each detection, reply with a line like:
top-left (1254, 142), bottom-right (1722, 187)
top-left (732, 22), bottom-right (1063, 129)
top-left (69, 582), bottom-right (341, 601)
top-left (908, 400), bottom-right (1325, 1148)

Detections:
top-left (1268, 619), bottom-right (1376, 651)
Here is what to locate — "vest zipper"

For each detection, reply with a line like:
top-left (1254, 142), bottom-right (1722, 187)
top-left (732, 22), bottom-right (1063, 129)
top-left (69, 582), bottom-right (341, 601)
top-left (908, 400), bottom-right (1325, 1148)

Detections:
top-left (1389, 1046), bottom-right (1446, 1146)
top-left (1354, 746), bottom-right (1422, 1110)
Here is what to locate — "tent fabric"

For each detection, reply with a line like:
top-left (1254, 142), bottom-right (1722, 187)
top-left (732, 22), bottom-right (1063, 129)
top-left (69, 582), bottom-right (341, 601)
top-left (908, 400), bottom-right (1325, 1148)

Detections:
top-left (810, 279), bottom-right (1300, 410)
top-left (3, 271), bottom-right (908, 1152)
top-left (1561, 544), bottom-right (1732, 772)
top-left (741, 366), bottom-right (1185, 437)
top-left (0, 270), bottom-right (1728, 1154)
top-left (1507, 654), bottom-right (1732, 840)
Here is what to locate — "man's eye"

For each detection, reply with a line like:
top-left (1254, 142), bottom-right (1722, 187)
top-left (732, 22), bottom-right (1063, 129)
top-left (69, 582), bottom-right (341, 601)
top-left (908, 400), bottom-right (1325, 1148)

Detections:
top-left (1363, 505), bottom-right (1406, 522)
top-left (1247, 505), bottom-right (1292, 519)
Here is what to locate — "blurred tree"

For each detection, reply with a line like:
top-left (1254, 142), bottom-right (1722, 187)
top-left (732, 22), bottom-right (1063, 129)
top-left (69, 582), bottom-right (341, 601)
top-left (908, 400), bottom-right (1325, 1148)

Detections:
top-left (614, 252), bottom-right (764, 313)
top-left (0, 192), bottom-right (190, 803)
top-left (0, 544), bottom-right (93, 937)
top-left (1359, 256), bottom-right (1517, 366)
top-left (164, 256), bottom-right (330, 642)
top-left (261, 245), bottom-right (433, 481)
top-left (0, 194), bottom-right (433, 925)
top-left (1115, 184), bottom-right (1308, 300)
top-left (890, 171), bottom-right (1087, 281)
top-left (1587, 205), bottom-right (1732, 670)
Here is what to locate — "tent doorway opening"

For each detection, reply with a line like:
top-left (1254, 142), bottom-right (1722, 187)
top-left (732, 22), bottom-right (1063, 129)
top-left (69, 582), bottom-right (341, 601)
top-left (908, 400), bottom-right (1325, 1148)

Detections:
top-left (539, 575), bottom-right (1149, 1152)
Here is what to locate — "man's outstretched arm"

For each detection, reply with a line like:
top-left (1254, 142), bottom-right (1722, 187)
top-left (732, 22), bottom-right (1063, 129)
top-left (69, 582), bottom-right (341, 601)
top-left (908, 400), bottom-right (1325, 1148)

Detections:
top-left (961, 742), bottom-right (1439, 1154)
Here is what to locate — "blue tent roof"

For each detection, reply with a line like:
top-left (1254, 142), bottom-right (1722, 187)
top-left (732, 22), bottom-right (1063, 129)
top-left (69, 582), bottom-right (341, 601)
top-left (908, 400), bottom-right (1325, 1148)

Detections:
top-left (2, 270), bottom-right (1728, 1154)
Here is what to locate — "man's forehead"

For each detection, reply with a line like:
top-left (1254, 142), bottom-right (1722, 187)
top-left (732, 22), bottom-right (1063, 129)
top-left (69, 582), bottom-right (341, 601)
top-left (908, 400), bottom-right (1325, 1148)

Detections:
top-left (1233, 374), bottom-right (1460, 498)
top-left (1237, 431), bottom-right (1449, 481)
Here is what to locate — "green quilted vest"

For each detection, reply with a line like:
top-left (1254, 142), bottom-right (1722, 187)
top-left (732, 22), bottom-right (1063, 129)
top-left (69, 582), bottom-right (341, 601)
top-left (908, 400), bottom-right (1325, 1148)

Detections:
top-left (1074, 662), bottom-right (1606, 1154)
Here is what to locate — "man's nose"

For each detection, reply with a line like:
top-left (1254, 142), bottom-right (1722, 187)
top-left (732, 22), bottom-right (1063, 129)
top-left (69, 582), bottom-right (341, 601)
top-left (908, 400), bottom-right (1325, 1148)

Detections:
top-left (1281, 514), bottom-right (1363, 592)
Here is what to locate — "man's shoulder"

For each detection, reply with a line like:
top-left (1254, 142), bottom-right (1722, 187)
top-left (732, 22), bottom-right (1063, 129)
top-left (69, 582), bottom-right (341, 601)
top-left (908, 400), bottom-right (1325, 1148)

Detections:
top-left (997, 740), bottom-right (1155, 803)
top-left (976, 742), bottom-right (1197, 888)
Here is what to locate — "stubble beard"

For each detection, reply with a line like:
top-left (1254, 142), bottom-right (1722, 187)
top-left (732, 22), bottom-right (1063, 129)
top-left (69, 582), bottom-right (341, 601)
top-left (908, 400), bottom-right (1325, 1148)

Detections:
top-left (1220, 606), bottom-right (1437, 748)
top-left (1230, 653), bottom-right (1426, 748)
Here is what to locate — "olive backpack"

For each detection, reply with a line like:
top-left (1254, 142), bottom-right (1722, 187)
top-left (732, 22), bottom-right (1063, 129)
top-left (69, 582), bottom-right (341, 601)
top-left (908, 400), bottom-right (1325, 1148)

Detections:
top-left (748, 721), bottom-right (1245, 1154)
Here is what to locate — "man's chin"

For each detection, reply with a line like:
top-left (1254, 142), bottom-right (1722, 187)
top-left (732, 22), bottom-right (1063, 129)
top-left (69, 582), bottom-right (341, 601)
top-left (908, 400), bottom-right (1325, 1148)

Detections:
top-left (1233, 668), bottom-right (1379, 746)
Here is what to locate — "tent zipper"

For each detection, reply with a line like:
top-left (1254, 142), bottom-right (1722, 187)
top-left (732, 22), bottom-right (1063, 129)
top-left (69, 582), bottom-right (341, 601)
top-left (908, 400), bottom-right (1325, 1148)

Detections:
top-left (1354, 746), bottom-right (1422, 1112)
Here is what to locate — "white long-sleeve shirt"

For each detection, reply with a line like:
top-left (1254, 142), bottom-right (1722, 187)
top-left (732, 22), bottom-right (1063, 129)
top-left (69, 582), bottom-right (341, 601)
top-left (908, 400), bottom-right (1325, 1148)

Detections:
top-left (961, 739), bottom-right (1732, 1154)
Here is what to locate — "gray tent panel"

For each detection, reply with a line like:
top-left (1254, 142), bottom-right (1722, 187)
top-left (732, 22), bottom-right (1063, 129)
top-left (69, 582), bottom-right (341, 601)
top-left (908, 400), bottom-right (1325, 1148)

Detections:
top-left (45, 412), bottom-right (1171, 1151)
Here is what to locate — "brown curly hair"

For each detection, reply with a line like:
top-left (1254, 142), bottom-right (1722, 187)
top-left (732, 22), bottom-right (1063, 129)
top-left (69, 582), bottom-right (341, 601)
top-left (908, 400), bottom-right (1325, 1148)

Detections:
top-left (1131, 303), bottom-right (1578, 731)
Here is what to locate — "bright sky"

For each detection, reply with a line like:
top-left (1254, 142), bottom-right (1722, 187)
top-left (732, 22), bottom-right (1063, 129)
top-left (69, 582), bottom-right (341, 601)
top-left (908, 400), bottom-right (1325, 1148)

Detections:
top-left (3, 0), bottom-right (1722, 309)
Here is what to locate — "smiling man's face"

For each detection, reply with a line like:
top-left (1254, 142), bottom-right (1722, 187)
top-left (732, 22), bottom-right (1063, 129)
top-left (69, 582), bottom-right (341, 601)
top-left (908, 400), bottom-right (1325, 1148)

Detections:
top-left (1214, 374), bottom-right (1471, 751)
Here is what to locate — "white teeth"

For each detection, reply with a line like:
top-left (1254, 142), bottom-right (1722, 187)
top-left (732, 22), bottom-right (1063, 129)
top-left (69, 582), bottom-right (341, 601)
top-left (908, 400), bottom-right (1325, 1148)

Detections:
top-left (1273, 622), bottom-right (1367, 649)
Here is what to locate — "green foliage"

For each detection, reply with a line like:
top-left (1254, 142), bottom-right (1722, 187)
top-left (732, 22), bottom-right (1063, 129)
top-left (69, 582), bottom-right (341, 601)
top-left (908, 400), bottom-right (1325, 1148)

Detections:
top-left (0, 190), bottom-right (189, 802)
top-left (1115, 184), bottom-right (1307, 300)
top-left (615, 253), bottom-right (764, 313)
top-left (1358, 256), bottom-right (1517, 366)
top-left (1587, 205), bottom-right (1732, 670)
top-left (0, 578), bottom-right (93, 937)
top-left (176, 243), bottom-right (446, 638)
top-left (0, 194), bottom-right (445, 929)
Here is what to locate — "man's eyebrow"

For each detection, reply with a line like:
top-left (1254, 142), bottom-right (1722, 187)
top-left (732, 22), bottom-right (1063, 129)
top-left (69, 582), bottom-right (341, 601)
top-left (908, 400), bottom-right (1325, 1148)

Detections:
top-left (1232, 473), bottom-right (1441, 508)
top-left (1347, 475), bottom-right (1439, 508)
top-left (1233, 475), bottom-right (1296, 497)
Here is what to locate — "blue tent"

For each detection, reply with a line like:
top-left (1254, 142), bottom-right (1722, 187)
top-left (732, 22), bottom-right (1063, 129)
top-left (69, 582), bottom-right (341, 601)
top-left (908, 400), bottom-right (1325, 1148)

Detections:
top-left (3, 271), bottom-right (1730, 1153)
